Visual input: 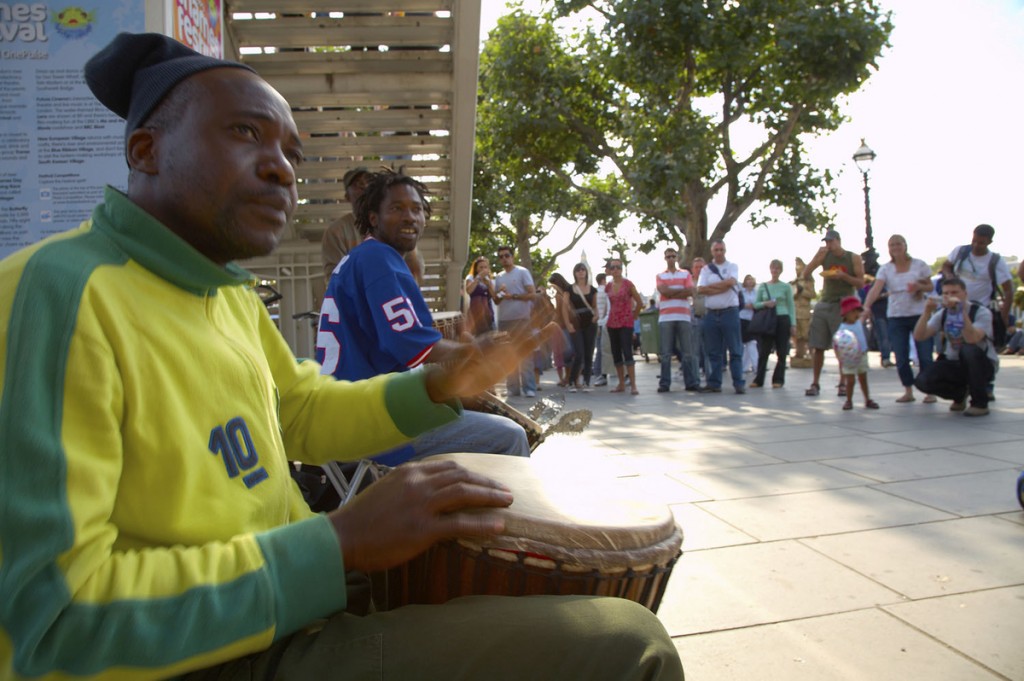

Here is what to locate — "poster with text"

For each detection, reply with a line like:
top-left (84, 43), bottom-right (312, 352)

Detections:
top-left (173, 0), bottom-right (221, 58)
top-left (0, 0), bottom-right (145, 259)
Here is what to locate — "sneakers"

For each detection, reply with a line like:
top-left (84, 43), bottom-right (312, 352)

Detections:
top-left (568, 387), bottom-right (578, 393)
top-left (949, 400), bottom-right (966, 412)
top-left (964, 405), bottom-right (989, 417)
top-left (657, 386), bottom-right (670, 393)
top-left (734, 386), bottom-right (746, 394)
top-left (698, 386), bottom-right (721, 393)
top-left (524, 390), bottom-right (537, 398)
top-left (582, 385), bottom-right (592, 393)
top-left (593, 376), bottom-right (608, 387)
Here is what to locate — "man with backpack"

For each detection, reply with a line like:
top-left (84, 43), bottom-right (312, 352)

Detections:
top-left (912, 277), bottom-right (998, 416)
top-left (943, 224), bottom-right (1013, 348)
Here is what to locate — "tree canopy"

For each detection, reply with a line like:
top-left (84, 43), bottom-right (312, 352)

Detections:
top-left (471, 8), bottom-right (626, 279)
top-left (471, 0), bottom-right (893, 265)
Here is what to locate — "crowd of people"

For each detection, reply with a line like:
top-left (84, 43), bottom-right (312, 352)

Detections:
top-left (469, 225), bottom-right (1019, 419)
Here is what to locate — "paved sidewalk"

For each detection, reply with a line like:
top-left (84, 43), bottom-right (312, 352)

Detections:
top-left (522, 354), bottom-right (1024, 681)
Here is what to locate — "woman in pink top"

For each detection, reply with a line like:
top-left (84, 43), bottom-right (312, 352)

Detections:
top-left (605, 259), bottom-right (645, 394)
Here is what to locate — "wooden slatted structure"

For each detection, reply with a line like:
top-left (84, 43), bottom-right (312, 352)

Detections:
top-left (223, 1), bottom-right (481, 355)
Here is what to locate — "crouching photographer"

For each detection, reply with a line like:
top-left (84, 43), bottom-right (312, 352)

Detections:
top-left (912, 277), bottom-right (998, 416)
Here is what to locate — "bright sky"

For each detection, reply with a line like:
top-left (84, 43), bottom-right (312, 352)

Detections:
top-left (478, 0), bottom-right (1024, 297)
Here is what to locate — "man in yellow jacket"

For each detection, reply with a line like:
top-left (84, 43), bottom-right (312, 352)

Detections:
top-left (0, 32), bottom-right (683, 681)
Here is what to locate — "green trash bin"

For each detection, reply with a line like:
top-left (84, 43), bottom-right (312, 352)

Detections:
top-left (638, 309), bottom-right (660, 360)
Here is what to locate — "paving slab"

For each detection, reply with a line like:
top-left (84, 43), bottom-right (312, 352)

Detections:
top-left (823, 448), bottom-right (1015, 483)
top-left (884, 585), bottom-right (1024, 681)
top-left (867, 424), bottom-right (1017, 450)
top-left (657, 541), bottom-right (902, 636)
top-left (696, 486), bottom-right (953, 541)
top-left (672, 609), bottom-right (1004, 681)
top-left (670, 461), bottom-right (874, 500)
top-left (873, 468), bottom-right (1024, 516)
top-left (803, 516), bottom-right (1024, 599)
top-left (748, 435), bottom-right (912, 462)
top-left (606, 446), bottom-right (784, 475)
top-left (951, 440), bottom-right (1024, 466)
top-left (668, 502), bottom-right (757, 551)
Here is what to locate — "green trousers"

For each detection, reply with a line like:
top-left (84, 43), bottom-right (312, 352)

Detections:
top-left (184, 594), bottom-right (683, 680)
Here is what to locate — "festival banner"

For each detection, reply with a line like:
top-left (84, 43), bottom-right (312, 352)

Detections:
top-left (0, 0), bottom-right (145, 258)
top-left (172, 0), bottom-right (221, 58)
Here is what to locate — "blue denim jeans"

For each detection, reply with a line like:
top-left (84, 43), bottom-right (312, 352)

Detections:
top-left (887, 315), bottom-right (934, 388)
top-left (591, 326), bottom-right (604, 377)
top-left (498, 318), bottom-right (536, 394)
top-left (658, 320), bottom-right (698, 389)
top-left (691, 316), bottom-right (708, 377)
top-left (411, 410), bottom-right (530, 459)
top-left (702, 307), bottom-right (744, 389)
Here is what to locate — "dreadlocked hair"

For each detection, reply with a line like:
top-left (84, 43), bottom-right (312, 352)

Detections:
top-left (353, 167), bottom-right (432, 236)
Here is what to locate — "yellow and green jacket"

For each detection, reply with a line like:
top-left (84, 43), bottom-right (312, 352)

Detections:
top-left (0, 188), bottom-right (459, 680)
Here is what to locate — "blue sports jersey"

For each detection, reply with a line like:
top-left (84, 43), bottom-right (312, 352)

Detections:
top-left (317, 237), bottom-right (441, 381)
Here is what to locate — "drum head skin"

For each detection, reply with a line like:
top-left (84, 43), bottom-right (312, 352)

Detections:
top-left (431, 453), bottom-right (683, 571)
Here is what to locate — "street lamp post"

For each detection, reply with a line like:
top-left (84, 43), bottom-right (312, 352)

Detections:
top-left (853, 139), bottom-right (879, 276)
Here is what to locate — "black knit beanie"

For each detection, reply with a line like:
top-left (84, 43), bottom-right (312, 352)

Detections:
top-left (84, 32), bottom-right (255, 138)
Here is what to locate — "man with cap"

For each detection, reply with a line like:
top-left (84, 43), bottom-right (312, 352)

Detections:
top-left (321, 165), bottom-right (371, 282)
top-left (942, 224), bottom-right (1012, 347)
top-left (801, 230), bottom-right (866, 396)
top-left (0, 32), bottom-right (683, 681)
top-left (942, 223), bottom-right (1012, 401)
top-left (321, 165), bottom-right (425, 286)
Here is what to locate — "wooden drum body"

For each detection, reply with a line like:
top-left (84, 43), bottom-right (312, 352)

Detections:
top-left (374, 454), bottom-right (683, 613)
top-left (431, 310), bottom-right (463, 340)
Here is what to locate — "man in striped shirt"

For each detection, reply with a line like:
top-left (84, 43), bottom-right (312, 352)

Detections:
top-left (656, 247), bottom-right (700, 392)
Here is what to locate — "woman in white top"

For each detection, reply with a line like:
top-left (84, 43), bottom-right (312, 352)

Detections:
top-left (862, 234), bottom-right (936, 403)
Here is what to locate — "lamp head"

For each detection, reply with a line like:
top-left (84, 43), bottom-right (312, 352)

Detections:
top-left (853, 138), bottom-right (876, 174)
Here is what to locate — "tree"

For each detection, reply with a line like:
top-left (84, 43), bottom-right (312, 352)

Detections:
top-left (475, 0), bottom-right (893, 263)
top-left (471, 8), bottom-right (627, 280)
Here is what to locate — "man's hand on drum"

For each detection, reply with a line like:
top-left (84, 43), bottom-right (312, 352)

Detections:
top-left (328, 458), bottom-right (513, 572)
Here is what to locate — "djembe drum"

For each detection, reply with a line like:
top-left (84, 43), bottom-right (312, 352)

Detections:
top-left (373, 453), bottom-right (683, 613)
top-left (432, 310), bottom-right (463, 340)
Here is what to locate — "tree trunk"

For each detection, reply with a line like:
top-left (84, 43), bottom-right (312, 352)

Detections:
top-left (514, 214), bottom-right (533, 274)
top-left (679, 186), bottom-right (712, 266)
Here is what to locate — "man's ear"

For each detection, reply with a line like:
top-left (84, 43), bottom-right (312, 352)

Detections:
top-left (368, 211), bottom-right (379, 230)
top-left (126, 128), bottom-right (159, 175)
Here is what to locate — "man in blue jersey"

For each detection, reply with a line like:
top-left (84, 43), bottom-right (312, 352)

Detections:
top-left (317, 169), bottom-right (530, 461)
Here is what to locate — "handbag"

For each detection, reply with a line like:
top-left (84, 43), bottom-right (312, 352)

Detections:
top-left (747, 284), bottom-right (778, 336)
top-left (571, 284), bottom-right (596, 324)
